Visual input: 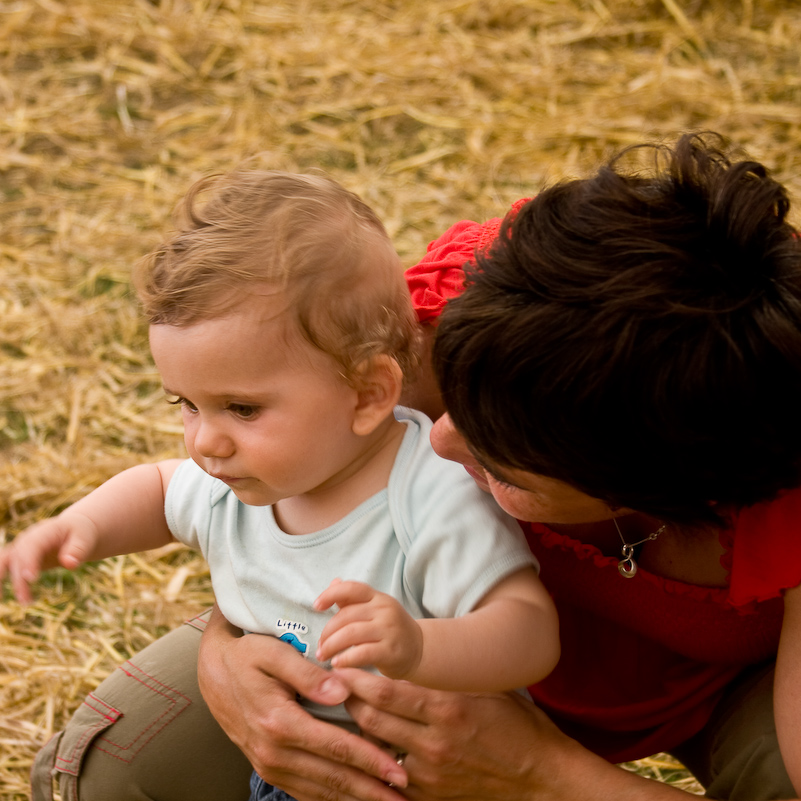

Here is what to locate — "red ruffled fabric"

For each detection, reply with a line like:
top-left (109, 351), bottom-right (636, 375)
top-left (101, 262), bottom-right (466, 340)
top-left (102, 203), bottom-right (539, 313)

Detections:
top-left (405, 199), bottom-right (530, 324)
top-left (404, 202), bottom-right (801, 763)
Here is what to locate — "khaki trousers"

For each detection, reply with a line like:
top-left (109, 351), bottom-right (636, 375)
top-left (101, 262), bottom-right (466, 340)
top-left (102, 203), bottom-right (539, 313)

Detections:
top-left (31, 611), bottom-right (251, 801)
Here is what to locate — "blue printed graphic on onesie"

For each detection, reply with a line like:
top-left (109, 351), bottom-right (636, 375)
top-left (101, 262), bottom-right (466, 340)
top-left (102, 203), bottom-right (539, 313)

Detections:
top-left (278, 632), bottom-right (308, 654)
top-left (276, 618), bottom-right (309, 655)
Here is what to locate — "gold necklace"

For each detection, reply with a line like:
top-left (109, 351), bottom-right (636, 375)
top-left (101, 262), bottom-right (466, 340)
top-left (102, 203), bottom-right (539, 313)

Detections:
top-left (613, 518), bottom-right (667, 578)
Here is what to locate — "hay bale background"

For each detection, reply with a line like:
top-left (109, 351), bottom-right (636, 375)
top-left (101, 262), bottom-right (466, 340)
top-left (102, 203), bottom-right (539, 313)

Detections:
top-left (2, 1), bottom-right (800, 797)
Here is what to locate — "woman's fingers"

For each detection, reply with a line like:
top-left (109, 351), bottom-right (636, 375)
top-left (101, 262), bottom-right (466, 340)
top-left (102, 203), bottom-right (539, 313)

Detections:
top-left (340, 669), bottom-right (585, 801)
top-left (258, 747), bottom-right (407, 801)
top-left (238, 630), bottom-right (351, 705)
top-left (247, 699), bottom-right (408, 795)
top-left (339, 668), bottom-right (434, 748)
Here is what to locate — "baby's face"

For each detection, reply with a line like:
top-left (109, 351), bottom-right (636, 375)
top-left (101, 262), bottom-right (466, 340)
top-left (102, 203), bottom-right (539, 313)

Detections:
top-left (149, 302), bottom-right (364, 509)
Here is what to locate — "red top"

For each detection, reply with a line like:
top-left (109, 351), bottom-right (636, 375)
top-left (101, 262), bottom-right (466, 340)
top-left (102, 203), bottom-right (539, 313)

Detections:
top-left (405, 205), bottom-right (801, 762)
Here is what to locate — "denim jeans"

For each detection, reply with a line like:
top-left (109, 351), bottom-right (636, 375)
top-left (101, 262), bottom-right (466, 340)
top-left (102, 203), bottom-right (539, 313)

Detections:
top-left (249, 771), bottom-right (298, 801)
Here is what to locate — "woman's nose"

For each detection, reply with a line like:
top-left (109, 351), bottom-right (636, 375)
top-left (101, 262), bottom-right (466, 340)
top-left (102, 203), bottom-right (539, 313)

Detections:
top-left (430, 413), bottom-right (472, 466)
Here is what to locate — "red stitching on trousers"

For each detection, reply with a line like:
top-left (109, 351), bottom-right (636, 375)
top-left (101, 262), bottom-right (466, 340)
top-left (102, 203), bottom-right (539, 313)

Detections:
top-left (55, 719), bottom-right (110, 772)
top-left (119, 660), bottom-right (193, 703)
top-left (55, 660), bottom-right (192, 768)
top-left (95, 661), bottom-right (192, 757)
top-left (82, 694), bottom-right (122, 722)
top-left (184, 612), bottom-right (209, 633)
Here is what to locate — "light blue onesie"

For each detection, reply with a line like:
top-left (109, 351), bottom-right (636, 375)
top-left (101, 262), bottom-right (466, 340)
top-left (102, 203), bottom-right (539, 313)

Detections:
top-left (165, 407), bottom-right (539, 724)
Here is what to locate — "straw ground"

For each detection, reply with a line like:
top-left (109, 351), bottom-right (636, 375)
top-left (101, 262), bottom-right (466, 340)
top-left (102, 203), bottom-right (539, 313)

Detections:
top-left (2, 1), bottom-right (801, 797)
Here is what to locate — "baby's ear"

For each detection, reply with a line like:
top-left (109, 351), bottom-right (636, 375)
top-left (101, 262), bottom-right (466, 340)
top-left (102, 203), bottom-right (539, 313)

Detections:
top-left (351, 355), bottom-right (403, 436)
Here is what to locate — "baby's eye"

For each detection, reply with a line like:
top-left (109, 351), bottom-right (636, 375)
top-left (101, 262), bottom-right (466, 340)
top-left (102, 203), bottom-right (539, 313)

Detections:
top-left (228, 403), bottom-right (259, 419)
top-left (167, 396), bottom-right (198, 413)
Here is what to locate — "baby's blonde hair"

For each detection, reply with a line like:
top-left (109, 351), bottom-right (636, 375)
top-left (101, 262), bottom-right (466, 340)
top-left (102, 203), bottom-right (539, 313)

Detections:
top-left (135, 169), bottom-right (420, 383)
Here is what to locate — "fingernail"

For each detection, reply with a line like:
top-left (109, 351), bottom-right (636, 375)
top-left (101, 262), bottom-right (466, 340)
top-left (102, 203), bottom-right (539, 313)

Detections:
top-left (319, 677), bottom-right (348, 702)
top-left (386, 768), bottom-right (407, 788)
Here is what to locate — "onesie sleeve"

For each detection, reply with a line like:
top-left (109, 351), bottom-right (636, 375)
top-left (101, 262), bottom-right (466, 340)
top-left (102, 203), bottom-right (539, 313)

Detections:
top-left (405, 199), bottom-right (531, 324)
top-left (390, 409), bottom-right (539, 619)
top-left (726, 487), bottom-right (801, 606)
top-left (164, 458), bottom-right (222, 557)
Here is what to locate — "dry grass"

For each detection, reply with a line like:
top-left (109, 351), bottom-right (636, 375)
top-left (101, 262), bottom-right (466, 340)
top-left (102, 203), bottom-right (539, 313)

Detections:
top-left (2, 0), bottom-right (800, 797)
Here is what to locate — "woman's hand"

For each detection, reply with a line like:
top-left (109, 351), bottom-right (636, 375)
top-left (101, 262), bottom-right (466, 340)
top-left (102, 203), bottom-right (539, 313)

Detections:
top-left (197, 605), bottom-right (408, 801)
top-left (340, 668), bottom-right (689, 801)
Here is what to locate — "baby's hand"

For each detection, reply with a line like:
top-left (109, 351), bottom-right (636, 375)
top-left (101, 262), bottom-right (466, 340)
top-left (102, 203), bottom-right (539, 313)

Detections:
top-left (0, 512), bottom-right (99, 604)
top-left (314, 579), bottom-right (423, 680)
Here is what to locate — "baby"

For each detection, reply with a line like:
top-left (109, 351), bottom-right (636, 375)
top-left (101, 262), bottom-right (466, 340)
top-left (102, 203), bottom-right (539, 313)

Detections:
top-left (0, 168), bottom-right (560, 799)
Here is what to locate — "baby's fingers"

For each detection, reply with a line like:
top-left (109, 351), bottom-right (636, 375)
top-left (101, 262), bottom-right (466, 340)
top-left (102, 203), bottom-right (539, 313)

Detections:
top-left (0, 547), bottom-right (11, 583)
top-left (0, 545), bottom-right (38, 605)
top-left (314, 579), bottom-right (376, 612)
top-left (317, 619), bottom-right (381, 664)
top-left (0, 530), bottom-right (51, 603)
top-left (317, 595), bottom-right (384, 656)
top-left (57, 523), bottom-right (96, 569)
top-left (1, 515), bottom-right (96, 605)
top-left (10, 561), bottom-right (37, 605)
top-left (329, 642), bottom-right (383, 669)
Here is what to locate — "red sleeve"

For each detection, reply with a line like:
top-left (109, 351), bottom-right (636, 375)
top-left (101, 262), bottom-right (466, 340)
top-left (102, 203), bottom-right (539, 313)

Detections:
top-left (726, 487), bottom-right (801, 606)
top-left (405, 199), bottom-right (531, 324)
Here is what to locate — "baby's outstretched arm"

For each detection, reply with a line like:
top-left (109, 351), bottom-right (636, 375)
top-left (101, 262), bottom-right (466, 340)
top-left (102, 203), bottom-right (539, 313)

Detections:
top-left (0, 459), bottom-right (183, 604)
top-left (315, 567), bottom-right (560, 692)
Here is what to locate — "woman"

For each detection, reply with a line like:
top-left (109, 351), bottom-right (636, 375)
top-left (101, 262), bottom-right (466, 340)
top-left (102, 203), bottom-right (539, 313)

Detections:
top-left (33, 133), bottom-right (801, 801)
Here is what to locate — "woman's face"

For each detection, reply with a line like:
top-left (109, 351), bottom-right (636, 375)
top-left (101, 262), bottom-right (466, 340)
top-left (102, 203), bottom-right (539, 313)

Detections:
top-left (430, 413), bottom-right (618, 525)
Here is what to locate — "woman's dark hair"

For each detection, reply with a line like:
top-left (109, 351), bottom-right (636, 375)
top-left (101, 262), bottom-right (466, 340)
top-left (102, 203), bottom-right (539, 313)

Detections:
top-left (433, 132), bottom-right (801, 525)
